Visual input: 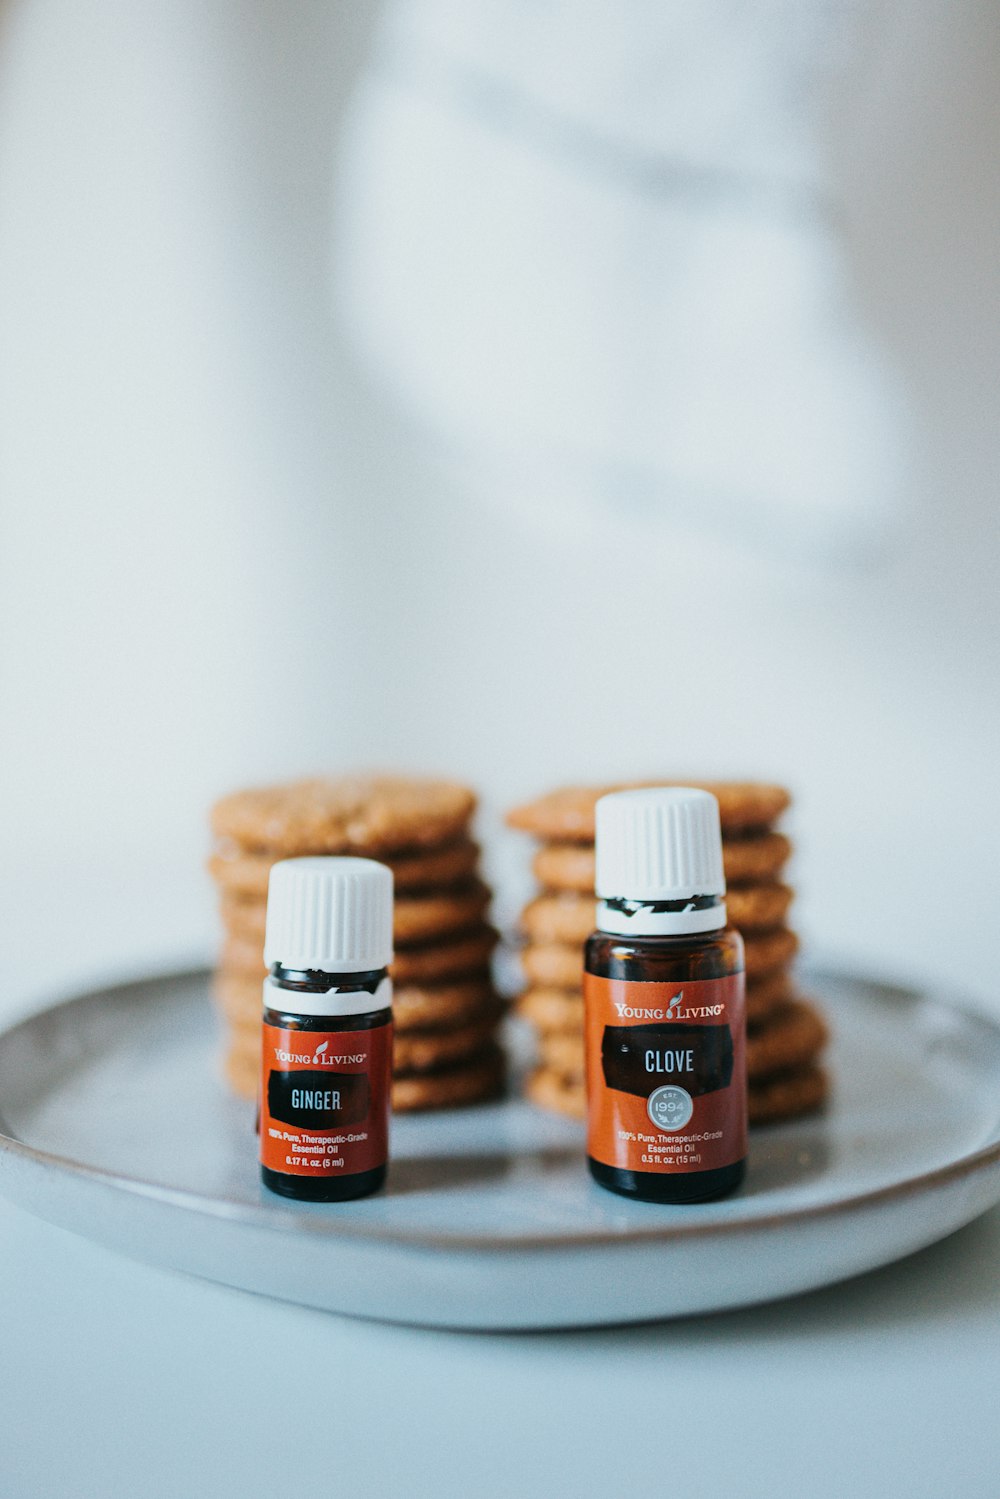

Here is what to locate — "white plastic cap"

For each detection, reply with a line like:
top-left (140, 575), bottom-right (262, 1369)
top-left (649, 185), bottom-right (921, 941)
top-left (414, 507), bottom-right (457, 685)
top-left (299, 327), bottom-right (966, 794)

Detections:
top-left (595, 788), bottom-right (726, 935)
top-left (264, 856), bottom-right (393, 972)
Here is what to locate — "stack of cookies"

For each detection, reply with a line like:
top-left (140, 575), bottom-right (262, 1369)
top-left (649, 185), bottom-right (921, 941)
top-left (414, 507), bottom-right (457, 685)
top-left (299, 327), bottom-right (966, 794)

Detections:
top-left (209, 775), bottom-right (505, 1112)
top-left (506, 781), bottom-right (828, 1125)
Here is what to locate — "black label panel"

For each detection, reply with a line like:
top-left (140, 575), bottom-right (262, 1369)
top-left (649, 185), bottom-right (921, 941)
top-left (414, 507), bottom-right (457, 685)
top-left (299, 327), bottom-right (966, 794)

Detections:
top-left (601, 1023), bottom-right (734, 1099)
top-left (266, 1069), bottom-right (370, 1130)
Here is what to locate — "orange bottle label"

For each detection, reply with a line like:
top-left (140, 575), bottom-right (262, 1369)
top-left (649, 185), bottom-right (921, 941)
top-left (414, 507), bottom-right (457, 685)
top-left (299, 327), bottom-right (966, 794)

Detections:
top-left (259, 1021), bottom-right (392, 1179)
top-left (584, 973), bottom-right (746, 1174)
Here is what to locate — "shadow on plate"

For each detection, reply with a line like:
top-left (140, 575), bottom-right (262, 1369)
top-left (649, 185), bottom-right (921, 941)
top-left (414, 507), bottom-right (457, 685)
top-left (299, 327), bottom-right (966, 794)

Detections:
top-left (384, 1146), bottom-right (584, 1196)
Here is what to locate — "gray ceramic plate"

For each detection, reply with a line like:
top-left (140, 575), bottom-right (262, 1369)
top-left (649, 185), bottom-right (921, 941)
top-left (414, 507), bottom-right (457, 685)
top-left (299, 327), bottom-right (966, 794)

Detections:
top-left (0, 966), bottom-right (999, 1329)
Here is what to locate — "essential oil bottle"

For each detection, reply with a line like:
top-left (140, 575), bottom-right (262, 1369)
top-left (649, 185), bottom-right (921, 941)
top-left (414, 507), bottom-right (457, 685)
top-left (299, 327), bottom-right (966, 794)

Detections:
top-left (584, 788), bottom-right (747, 1203)
top-left (259, 857), bottom-right (393, 1202)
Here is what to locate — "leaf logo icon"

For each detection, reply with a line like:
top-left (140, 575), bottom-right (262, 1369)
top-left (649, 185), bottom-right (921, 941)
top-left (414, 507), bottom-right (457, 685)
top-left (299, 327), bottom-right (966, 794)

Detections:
top-left (315, 1041), bottom-right (329, 1054)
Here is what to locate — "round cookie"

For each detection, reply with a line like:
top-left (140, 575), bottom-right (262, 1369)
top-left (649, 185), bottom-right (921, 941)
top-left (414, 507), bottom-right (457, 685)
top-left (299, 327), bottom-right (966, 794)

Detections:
top-left (221, 1004), bottom-right (260, 1042)
top-left (394, 980), bottom-right (502, 1032)
top-left (532, 832), bottom-right (792, 893)
top-left (537, 1031), bottom-right (584, 1079)
top-left (209, 839), bottom-right (481, 900)
top-left (519, 942), bottom-right (582, 990)
top-left (749, 1064), bottom-right (828, 1124)
top-left (525, 1063), bottom-right (828, 1125)
top-left (746, 998), bottom-right (827, 1077)
top-left (530, 844), bottom-right (597, 894)
top-left (392, 926), bottom-right (499, 983)
top-left (725, 883), bottom-right (794, 932)
top-left (746, 966), bottom-right (798, 1016)
top-left (723, 833), bottom-right (793, 886)
top-left (520, 884), bottom-right (794, 945)
top-left (213, 971), bottom-right (265, 1025)
top-left (507, 781), bottom-right (791, 842)
top-left (520, 893), bottom-right (593, 945)
top-left (393, 1018), bottom-right (501, 1075)
top-left (743, 927), bottom-right (799, 978)
top-left (219, 933), bottom-right (268, 978)
top-left (746, 973), bottom-right (798, 1024)
top-left (391, 1046), bottom-right (505, 1112)
top-left (525, 1065), bottom-right (586, 1120)
top-left (219, 923), bottom-right (499, 983)
top-left (378, 882), bottom-right (495, 948)
top-left (515, 988), bottom-right (585, 1034)
top-left (212, 774), bottom-right (476, 855)
top-left (220, 880), bottom-right (491, 948)
top-left (217, 895), bottom-right (270, 943)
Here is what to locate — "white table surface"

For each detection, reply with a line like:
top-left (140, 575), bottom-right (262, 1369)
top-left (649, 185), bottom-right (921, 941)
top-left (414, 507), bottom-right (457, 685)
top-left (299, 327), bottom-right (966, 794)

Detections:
top-left (1, 882), bottom-right (998, 1499)
top-left (3, 1195), bottom-right (999, 1499)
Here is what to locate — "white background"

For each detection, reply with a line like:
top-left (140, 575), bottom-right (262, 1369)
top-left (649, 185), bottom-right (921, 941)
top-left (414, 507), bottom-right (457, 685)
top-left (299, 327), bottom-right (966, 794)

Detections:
top-left (1, 0), bottom-right (998, 1014)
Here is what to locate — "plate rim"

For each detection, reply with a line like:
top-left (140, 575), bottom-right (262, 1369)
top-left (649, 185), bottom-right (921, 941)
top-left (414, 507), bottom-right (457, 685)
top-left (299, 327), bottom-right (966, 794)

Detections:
top-left (1, 964), bottom-right (999, 1253)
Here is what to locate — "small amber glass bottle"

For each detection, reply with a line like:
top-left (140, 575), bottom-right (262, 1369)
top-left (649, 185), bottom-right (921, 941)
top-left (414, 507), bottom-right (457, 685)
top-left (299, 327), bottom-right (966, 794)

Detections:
top-left (259, 858), bottom-right (393, 1202)
top-left (584, 789), bottom-right (747, 1204)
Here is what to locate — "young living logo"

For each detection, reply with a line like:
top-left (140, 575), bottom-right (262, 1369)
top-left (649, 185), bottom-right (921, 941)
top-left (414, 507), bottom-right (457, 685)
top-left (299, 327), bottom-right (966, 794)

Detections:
top-left (612, 992), bottom-right (725, 1022)
top-left (273, 1040), bottom-right (366, 1066)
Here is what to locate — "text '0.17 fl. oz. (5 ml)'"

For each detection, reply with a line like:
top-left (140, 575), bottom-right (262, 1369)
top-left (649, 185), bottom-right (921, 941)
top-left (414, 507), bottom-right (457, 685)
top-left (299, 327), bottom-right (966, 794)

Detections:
top-left (583, 788), bottom-right (748, 1203)
top-left (259, 856), bottom-right (394, 1202)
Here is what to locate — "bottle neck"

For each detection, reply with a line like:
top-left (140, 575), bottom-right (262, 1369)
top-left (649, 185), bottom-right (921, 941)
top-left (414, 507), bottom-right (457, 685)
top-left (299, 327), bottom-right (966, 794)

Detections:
top-left (596, 895), bottom-right (727, 938)
top-left (265, 966), bottom-right (391, 1018)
